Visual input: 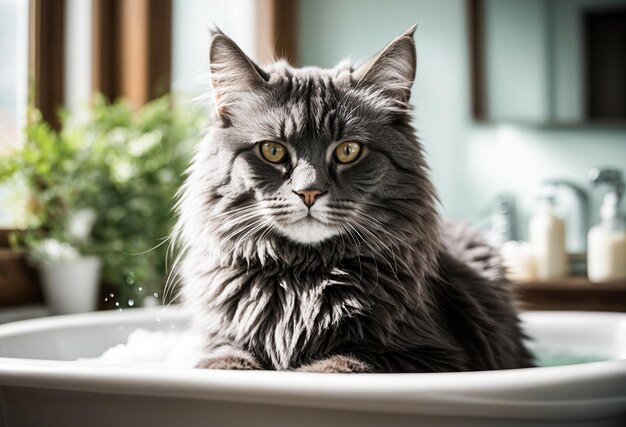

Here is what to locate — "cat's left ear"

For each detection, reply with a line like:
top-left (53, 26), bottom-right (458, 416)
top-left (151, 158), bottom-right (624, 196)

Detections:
top-left (352, 24), bottom-right (417, 105)
top-left (209, 28), bottom-right (269, 120)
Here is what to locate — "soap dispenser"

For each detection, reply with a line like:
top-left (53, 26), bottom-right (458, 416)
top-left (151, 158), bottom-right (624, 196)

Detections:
top-left (587, 168), bottom-right (626, 283)
top-left (529, 188), bottom-right (568, 280)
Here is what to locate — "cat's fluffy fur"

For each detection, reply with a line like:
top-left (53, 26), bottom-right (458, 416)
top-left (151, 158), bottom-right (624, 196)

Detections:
top-left (173, 26), bottom-right (533, 373)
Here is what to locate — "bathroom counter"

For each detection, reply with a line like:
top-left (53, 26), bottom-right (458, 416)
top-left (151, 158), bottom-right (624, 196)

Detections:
top-left (515, 278), bottom-right (626, 312)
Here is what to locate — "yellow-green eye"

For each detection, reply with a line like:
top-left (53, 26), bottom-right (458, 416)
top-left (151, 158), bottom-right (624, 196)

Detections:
top-left (335, 141), bottom-right (362, 163)
top-left (260, 141), bottom-right (287, 163)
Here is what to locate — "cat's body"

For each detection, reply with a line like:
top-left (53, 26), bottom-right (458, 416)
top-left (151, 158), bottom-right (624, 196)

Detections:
top-left (174, 27), bottom-right (533, 373)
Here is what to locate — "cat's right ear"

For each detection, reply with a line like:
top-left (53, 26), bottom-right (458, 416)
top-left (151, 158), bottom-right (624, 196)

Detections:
top-left (351, 25), bottom-right (417, 106)
top-left (209, 29), bottom-right (269, 120)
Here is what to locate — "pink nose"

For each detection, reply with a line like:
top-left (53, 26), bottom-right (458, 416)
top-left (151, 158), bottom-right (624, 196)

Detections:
top-left (296, 189), bottom-right (322, 207)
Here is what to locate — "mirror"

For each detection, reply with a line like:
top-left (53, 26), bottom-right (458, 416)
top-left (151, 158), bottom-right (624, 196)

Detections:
top-left (469, 0), bottom-right (626, 126)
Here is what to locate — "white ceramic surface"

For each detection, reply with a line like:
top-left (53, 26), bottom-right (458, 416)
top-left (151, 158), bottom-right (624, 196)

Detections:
top-left (0, 308), bottom-right (624, 427)
top-left (37, 256), bottom-right (101, 315)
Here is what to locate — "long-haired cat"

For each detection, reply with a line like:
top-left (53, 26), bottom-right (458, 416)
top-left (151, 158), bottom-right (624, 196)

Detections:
top-left (173, 26), bottom-right (533, 373)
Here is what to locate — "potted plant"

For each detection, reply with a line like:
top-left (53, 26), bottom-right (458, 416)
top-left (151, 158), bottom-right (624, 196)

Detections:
top-left (0, 110), bottom-right (103, 314)
top-left (29, 238), bottom-right (101, 314)
top-left (0, 96), bottom-right (207, 312)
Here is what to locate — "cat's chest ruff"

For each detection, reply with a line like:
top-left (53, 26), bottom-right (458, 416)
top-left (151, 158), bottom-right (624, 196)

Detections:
top-left (228, 268), bottom-right (362, 369)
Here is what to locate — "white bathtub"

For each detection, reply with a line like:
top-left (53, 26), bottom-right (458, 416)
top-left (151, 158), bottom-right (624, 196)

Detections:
top-left (0, 308), bottom-right (624, 427)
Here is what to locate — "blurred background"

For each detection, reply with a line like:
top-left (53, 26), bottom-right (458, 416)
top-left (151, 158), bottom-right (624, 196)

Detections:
top-left (0, 0), bottom-right (624, 320)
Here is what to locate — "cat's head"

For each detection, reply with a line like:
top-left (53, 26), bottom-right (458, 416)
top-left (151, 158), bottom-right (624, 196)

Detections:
top-left (179, 26), bottom-right (438, 255)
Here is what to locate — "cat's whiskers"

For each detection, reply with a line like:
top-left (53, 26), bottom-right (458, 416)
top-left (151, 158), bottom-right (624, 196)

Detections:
top-left (211, 201), bottom-right (290, 234)
top-left (337, 203), bottom-right (404, 254)
top-left (208, 204), bottom-right (267, 224)
top-left (214, 204), bottom-right (279, 235)
top-left (336, 222), bottom-right (363, 283)
top-left (215, 210), bottom-right (266, 235)
top-left (165, 289), bottom-right (184, 306)
top-left (352, 216), bottom-right (401, 282)
top-left (234, 215), bottom-right (277, 245)
top-left (205, 202), bottom-right (287, 226)
top-left (325, 203), bottom-right (403, 285)
top-left (355, 209), bottom-right (405, 281)
top-left (345, 222), bottom-right (380, 289)
top-left (220, 206), bottom-right (290, 256)
top-left (165, 203), bottom-right (269, 303)
top-left (163, 239), bottom-right (187, 305)
top-left (221, 215), bottom-right (267, 242)
top-left (225, 217), bottom-right (275, 260)
top-left (163, 224), bottom-right (193, 305)
top-left (256, 221), bottom-right (279, 264)
top-left (348, 207), bottom-right (402, 252)
top-left (237, 218), bottom-right (275, 252)
top-left (200, 202), bottom-right (259, 218)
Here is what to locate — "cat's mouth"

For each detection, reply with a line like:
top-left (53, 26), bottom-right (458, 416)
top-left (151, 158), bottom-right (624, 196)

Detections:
top-left (303, 213), bottom-right (324, 223)
top-left (279, 214), bottom-right (341, 244)
top-left (301, 211), bottom-right (339, 227)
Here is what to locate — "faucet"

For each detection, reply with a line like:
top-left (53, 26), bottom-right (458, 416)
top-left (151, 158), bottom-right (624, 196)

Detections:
top-left (588, 168), bottom-right (624, 201)
top-left (481, 193), bottom-right (516, 247)
top-left (541, 179), bottom-right (589, 253)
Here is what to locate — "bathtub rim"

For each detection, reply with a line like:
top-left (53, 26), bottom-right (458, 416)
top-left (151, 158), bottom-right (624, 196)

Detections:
top-left (0, 307), bottom-right (624, 422)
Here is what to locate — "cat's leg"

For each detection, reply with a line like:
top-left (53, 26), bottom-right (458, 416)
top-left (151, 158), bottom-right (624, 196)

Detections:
top-left (297, 355), bottom-right (372, 373)
top-left (195, 345), bottom-right (262, 370)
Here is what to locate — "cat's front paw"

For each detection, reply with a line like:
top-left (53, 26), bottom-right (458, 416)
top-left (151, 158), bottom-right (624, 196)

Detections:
top-left (297, 355), bottom-right (372, 373)
top-left (195, 350), bottom-right (261, 370)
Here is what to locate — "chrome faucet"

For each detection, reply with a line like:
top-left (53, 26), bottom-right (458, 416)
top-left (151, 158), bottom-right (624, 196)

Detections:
top-left (481, 193), bottom-right (516, 247)
top-left (588, 168), bottom-right (624, 203)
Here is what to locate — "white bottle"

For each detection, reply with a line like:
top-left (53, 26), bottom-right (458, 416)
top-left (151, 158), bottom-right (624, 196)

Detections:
top-left (588, 192), bottom-right (626, 283)
top-left (500, 240), bottom-right (537, 282)
top-left (529, 195), bottom-right (568, 280)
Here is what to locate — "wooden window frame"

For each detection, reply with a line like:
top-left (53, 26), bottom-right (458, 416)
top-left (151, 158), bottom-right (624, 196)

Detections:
top-left (0, 0), bottom-right (67, 307)
top-left (467, 0), bottom-right (485, 121)
top-left (92, 0), bottom-right (172, 108)
top-left (91, 0), bottom-right (298, 106)
top-left (29, 0), bottom-right (66, 130)
top-left (257, 0), bottom-right (298, 65)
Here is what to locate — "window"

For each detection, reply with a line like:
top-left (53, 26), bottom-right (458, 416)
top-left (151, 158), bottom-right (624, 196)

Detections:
top-left (0, 0), bottom-right (29, 152)
top-left (0, 0), bottom-right (29, 226)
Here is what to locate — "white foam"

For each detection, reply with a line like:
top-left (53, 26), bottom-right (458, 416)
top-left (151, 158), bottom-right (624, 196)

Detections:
top-left (78, 328), bottom-right (204, 368)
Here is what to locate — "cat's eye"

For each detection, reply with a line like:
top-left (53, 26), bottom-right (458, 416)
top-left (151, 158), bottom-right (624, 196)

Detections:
top-left (260, 141), bottom-right (287, 163)
top-left (335, 141), bottom-right (362, 164)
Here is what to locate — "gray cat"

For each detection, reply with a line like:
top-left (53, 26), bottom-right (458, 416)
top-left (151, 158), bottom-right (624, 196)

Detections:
top-left (173, 26), bottom-right (533, 373)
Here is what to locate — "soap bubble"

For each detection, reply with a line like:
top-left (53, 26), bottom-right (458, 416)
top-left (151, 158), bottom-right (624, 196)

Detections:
top-left (143, 295), bottom-right (159, 307)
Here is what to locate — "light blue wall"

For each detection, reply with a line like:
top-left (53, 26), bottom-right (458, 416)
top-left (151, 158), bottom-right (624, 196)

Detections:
top-left (483, 0), bottom-right (549, 122)
top-left (298, 0), bottom-right (626, 237)
top-left (172, 0), bottom-right (258, 95)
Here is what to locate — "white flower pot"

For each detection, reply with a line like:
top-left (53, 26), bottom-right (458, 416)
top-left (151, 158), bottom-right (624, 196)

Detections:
top-left (37, 256), bottom-right (102, 315)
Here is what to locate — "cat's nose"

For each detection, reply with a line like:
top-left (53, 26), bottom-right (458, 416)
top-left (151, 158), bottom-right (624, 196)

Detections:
top-left (295, 189), bottom-right (323, 207)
